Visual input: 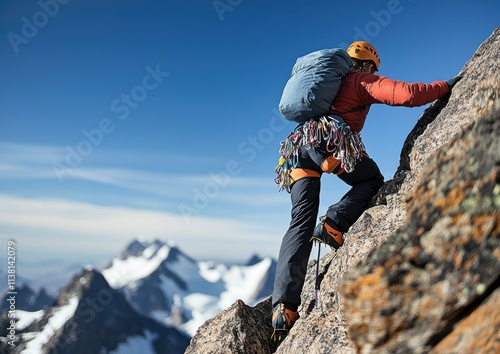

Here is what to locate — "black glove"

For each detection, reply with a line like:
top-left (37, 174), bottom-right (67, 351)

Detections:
top-left (446, 75), bottom-right (463, 90)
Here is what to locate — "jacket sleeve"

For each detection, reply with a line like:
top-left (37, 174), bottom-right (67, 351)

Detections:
top-left (359, 73), bottom-right (450, 107)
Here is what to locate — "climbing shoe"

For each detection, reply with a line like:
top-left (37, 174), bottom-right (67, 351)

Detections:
top-left (311, 216), bottom-right (344, 249)
top-left (271, 303), bottom-right (299, 350)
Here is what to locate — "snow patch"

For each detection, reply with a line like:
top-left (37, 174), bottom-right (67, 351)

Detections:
top-left (16, 309), bottom-right (45, 331)
top-left (181, 293), bottom-right (220, 335)
top-left (219, 257), bottom-right (271, 308)
top-left (198, 261), bottom-right (227, 283)
top-left (102, 245), bottom-right (170, 288)
top-left (142, 242), bottom-right (161, 259)
top-left (21, 296), bottom-right (79, 354)
top-left (109, 331), bottom-right (157, 354)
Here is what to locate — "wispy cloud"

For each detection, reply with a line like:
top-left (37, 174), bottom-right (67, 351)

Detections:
top-left (0, 142), bottom-right (219, 180)
top-left (0, 194), bottom-right (286, 263)
top-left (0, 142), bottom-right (63, 179)
top-left (0, 142), bottom-right (287, 209)
top-left (0, 142), bottom-right (291, 263)
top-left (0, 142), bottom-right (63, 163)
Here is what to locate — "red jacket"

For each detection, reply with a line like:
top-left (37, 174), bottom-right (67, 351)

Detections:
top-left (329, 72), bottom-right (450, 132)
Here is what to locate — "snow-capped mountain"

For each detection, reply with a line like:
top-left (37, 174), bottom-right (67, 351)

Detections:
top-left (0, 238), bottom-right (276, 354)
top-left (102, 238), bottom-right (276, 335)
top-left (0, 268), bottom-right (190, 354)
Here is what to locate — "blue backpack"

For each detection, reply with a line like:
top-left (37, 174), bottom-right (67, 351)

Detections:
top-left (279, 48), bottom-right (353, 124)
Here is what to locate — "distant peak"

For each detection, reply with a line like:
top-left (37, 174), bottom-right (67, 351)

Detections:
top-left (120, 239), bottom-right (148, 258)
top-left (83, 264), bottom-right (94, 271)
top-left (120, 238), bottom-right (160, 259)
top-left (246, 254), bottom-right (263, 266)
top-left (58, 268), bottom-right (114, 303)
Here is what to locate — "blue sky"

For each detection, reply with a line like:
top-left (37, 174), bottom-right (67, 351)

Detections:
top-left (0, 0), bottom-right (498, 284)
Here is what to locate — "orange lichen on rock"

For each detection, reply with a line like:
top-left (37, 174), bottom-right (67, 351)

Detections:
top-left (430, 290), bottom-right (500, 354)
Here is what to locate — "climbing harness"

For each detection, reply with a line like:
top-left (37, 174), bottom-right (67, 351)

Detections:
top-left (274, 115), bottom-right (366, 192)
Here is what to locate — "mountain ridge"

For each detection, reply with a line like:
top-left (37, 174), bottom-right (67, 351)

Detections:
top-left (0, 238), bottom-right (276, 353)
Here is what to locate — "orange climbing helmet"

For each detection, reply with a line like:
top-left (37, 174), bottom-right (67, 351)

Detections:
top-left (347, 41), bottom-right (380, 71)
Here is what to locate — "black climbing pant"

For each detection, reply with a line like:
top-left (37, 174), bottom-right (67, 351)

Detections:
top-left (272, 145), bottom-right (384, 309)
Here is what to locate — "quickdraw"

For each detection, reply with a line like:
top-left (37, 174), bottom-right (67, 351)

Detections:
top-left (274, 115), bottom-right (366, 192)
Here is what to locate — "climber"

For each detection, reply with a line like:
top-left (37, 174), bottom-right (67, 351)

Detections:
top-left (271, 40), bottom-right (462, 349)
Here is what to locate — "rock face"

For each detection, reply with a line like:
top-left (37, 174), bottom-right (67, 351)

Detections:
top-left (184, 299), bottom-right (272, 354)
top-left (341, 80), bottom-right (500, 353)
top-left (185, 27), bottom-right (500, 354)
